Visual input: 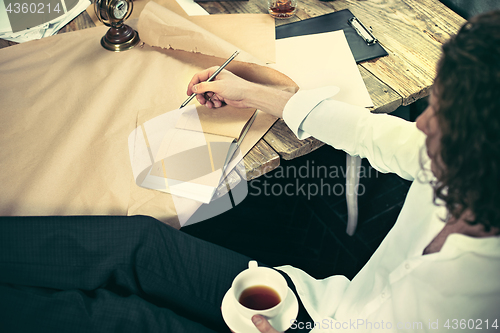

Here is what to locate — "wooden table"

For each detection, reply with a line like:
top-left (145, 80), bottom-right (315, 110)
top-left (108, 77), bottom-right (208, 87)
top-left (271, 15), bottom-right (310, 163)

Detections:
top-left (0, 0), bottom-right (465, 184)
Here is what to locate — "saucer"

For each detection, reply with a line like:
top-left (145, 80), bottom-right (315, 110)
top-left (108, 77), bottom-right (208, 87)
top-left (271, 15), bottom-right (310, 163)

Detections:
top-left (221, 287), bottom-right (299, 333)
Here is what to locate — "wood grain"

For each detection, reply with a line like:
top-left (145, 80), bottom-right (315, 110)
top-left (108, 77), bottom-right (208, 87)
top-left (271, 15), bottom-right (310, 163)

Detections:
top-left (0, 39), bottom-right (18, 50)
top-left (241, 139), bottom-right (280, 180)
top-left (359, 66), bottom-right (401, 113)
top-left (263, 119), bottom-right (325, 160)
top-left (57, 10), bottom-right (96, 34)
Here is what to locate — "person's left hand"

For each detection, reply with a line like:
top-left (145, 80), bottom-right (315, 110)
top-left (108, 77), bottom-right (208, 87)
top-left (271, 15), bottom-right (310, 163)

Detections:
top-left (251, 315), bottom-right (283, 333)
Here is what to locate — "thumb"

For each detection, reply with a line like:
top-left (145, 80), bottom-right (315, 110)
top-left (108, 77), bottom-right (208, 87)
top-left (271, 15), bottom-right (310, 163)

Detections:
top-left (252, 315), bottom-right (281, 333)
top-left (192, 81), bottom-right (219, 95)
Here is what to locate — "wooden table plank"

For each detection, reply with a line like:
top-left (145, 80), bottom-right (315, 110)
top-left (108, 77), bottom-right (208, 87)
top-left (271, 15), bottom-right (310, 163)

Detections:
top-left (359, 66), bottom-right (401, 114)
top-left (0, 39), bottom-right (18, 49)
top-left (263, 119), bottom-right (324, 160)
top-left (57, 9), bottom-right (96, 33)
top-left (241, 138), bottom-right (280, 179)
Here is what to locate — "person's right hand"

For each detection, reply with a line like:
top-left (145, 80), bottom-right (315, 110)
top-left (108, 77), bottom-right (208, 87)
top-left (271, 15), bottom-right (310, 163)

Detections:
top-left (187, 67), bottom-right (294, 118)
top-left (187, 67), bottom-right (257, 109)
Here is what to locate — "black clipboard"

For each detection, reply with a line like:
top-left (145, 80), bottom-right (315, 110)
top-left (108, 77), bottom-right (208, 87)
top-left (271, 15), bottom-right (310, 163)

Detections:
top-left (276, 9), bottom-right (388, 63)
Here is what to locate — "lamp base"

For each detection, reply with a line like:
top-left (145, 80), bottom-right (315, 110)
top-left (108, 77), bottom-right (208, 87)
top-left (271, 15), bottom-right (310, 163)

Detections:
top-left (101, 24), bottom-right (140, 52)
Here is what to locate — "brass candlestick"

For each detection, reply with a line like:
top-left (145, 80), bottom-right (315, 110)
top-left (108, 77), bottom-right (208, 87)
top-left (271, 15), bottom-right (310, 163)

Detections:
top-left (95, 0), bottom-right (140, 52)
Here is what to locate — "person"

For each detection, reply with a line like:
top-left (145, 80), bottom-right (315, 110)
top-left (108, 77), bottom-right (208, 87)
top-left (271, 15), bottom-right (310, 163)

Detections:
top-left (1, 10), bottom-right (499, 333)
top-left (185, 10), bottom-right (500, 332)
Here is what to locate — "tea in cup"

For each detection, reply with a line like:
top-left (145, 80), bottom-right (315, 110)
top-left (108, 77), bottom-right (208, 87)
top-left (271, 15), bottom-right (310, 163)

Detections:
top-left (231, 261), bottom-right (289, 320)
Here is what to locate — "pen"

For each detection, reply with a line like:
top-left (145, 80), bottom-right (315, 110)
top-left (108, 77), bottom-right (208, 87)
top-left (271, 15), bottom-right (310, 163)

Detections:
top-left (180, 50), bottom-right (240, 108)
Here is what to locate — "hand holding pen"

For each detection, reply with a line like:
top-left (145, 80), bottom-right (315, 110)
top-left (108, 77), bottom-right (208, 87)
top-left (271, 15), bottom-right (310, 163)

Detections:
top-left (181, 50), bottom-right (240, 108)
top-left (185, 51), bottom-right (294, 118)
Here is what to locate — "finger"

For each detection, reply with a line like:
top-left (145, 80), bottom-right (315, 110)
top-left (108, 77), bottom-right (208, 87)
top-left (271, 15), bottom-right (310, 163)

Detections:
top-left (191, 80), bottom-right (221, 96)
top-left (204, 92), bottom-right (219, 108)
top-left (197, 96), bottom-right (217, 110)
top-left (196, 94), bottom-right (207, 105)
top-left (187, 66), bottom-right (219, 95)
top-left (203, 95), bottom-right (215, 109)
top-left (195, 90), bottom-right (216, 106)
top-left (210, 95), bottom-right (222, 107)
top-left (212, 98), bottom-right (222, 108)
top-left (205, 92), bottom-right (214, 100)
top-left (252, 315), bottom-right (281, 333)
top-left (187, 68), bottom-right (213, 95)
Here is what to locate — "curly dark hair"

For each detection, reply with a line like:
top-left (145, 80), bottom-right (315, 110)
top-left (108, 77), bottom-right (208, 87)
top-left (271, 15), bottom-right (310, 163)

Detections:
top-left (432, 10), bottom-right (500, 231)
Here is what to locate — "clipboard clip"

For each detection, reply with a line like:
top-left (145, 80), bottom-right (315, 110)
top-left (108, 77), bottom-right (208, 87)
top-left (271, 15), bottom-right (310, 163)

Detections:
top-left (348, 17), bottom-right (377, 45)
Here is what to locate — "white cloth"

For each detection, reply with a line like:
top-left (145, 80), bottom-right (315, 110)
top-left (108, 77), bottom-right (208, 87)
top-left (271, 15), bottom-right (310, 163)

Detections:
top-left (277, 87), bottom-right (500, 332)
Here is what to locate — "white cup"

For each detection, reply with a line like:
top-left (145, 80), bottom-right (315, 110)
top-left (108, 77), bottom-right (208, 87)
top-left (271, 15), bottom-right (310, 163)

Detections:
top-left (231, 261), bottom-right (289, 320)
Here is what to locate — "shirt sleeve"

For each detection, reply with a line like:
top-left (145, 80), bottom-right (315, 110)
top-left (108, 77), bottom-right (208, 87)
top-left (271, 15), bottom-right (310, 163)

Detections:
top-left (282, 87), bottom-right (427, 181)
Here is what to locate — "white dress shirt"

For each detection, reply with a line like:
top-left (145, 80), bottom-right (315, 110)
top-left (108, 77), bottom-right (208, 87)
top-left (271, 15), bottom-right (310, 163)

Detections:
top-left (276, 87), bottom-right (500, 332)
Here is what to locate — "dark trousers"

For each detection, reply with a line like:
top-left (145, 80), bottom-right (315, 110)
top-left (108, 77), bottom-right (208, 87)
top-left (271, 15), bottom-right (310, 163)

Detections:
top-left (0, 216), bottom-right (312, 333)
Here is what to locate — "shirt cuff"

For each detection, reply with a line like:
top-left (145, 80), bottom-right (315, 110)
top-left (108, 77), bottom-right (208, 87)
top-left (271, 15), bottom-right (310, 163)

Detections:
top-left (282, 86), bottom-right (340, 140)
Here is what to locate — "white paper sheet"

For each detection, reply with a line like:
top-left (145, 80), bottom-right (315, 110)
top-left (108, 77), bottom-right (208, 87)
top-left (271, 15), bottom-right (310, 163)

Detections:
top-left (269, 30), bottom-right (373, 108)
top-left (128, 105), bottom-right (243, 204)
top-left (0, 0), bottom-right (90, 42)
top-left (0, 0), bottom-right (10, 33)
